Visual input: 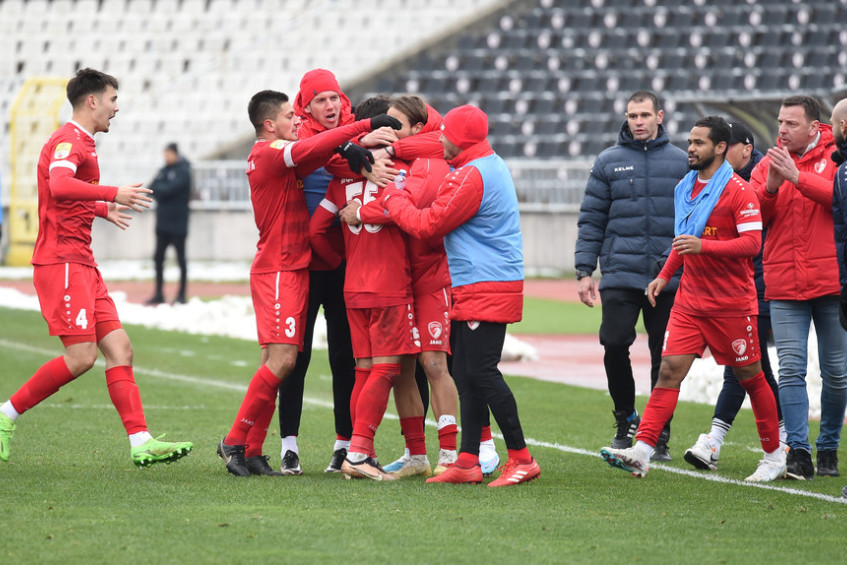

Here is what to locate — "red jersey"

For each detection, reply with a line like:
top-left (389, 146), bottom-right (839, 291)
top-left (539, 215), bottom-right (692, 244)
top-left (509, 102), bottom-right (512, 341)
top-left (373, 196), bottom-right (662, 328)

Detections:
top-left (245, 119), bottom-right (373, 274)
top-left (659, 173), bottom-right (762, 316)
top-left (358, 157), bottom-right (452, 296)
top-left (33, 121), bottom-right (118, 266)
top-left (311, 176), bottom-right (412, 308)
top-left (246, 139), bottom-right (311, 274)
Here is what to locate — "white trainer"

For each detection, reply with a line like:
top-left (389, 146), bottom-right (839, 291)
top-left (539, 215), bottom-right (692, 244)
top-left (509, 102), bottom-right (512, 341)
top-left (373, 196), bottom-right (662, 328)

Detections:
top-left (600, 445), bottom-right (649, 478)
top-left (745, 450), bottom-right (787, 482)
top-left (387, 454), bottom-right (432, 478)
top-left (684, 433), bottom-right (719, 471)
top-left (433, 449), bottom-right (457, 475)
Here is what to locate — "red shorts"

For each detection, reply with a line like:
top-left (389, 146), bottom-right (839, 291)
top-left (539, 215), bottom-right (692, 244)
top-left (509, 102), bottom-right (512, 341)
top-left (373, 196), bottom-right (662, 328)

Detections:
top-left (250, 269), bottom-right (309, 347)
top-left (663, 310), bottom-right (761, 366)
top-left (414, 286), bottom-right (451, 353)
top-left (33, 263), bottom-right (121, 341)
top-left (347, 303), bottom-right (420, 359)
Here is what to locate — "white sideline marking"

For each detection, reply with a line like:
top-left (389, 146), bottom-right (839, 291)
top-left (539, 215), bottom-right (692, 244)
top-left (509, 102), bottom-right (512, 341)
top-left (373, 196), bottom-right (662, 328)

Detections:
top-left (3, 338), bottom-right (846, 505)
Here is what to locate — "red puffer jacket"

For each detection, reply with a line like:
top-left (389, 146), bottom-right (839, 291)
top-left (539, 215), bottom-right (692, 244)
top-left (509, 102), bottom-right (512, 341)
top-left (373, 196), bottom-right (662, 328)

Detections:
top-left (750, 124), bottom-right (840, 301)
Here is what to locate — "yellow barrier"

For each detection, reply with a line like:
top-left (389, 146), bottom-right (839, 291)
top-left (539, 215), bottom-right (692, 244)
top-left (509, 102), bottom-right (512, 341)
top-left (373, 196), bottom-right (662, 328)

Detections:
top-left (6, 77), bottom-right (69, 266)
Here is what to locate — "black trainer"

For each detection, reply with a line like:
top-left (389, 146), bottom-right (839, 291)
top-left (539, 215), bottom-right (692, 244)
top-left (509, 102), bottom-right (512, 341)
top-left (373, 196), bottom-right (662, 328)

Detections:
top-left (816, 449), bottom-right (840, 477)
top-left (281, 449), bottom-right (303, 475)
top-left (246, 455), bottom-right (285, 476)
top-left (611, 410), bottom-right (640, 449)
top-left (785, 447), bottom-right (814, 480)
top-left (217, 439), bottom-right (251, 477)
top-left (651, 427), bottom-right (672, 462)
top-left (324, 448), bottom-right (347, 473)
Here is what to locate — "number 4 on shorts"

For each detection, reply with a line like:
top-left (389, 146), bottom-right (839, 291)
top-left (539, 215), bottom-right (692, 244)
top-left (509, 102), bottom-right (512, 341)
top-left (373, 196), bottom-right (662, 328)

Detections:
top-left (75, 308), bottom-right (88, 330)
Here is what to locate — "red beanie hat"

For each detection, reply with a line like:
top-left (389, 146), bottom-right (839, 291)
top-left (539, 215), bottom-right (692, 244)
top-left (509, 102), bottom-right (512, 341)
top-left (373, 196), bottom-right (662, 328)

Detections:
top-left (440, 105), bottom-right (489, 150)
top-left (294, 68), bottom-right (341, 112)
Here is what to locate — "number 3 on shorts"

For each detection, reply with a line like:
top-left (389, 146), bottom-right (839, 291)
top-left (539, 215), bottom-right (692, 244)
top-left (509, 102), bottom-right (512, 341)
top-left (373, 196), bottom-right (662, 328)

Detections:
top-left (75, 308), bottom-right (89, 330)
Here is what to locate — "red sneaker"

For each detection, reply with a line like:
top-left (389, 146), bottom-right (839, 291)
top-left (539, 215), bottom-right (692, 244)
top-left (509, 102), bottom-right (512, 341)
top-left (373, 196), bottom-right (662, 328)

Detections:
top-left (487, 458), bottom-right (540, 487)
top-left (425, 463), bottom-right (483, 484)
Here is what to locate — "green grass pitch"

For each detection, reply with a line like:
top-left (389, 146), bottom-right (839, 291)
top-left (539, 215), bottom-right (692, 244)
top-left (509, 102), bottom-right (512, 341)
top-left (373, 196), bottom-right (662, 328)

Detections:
top-left (0, 305), bottom-right (845, 563)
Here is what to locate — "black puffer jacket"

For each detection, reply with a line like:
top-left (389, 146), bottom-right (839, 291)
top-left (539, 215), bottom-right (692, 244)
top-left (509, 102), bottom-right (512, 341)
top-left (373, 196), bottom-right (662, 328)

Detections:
top-left (575, 122), bottom-right (688, 291)
top-left (150, 156), bottom-right (191, 236)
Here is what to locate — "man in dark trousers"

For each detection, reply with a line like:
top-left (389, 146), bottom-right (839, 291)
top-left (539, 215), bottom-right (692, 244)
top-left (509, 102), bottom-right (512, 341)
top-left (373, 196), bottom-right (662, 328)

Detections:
top-left (147, 142), bottom-right (191, 305)
top-left (575, 91), bottom-right (688, 460)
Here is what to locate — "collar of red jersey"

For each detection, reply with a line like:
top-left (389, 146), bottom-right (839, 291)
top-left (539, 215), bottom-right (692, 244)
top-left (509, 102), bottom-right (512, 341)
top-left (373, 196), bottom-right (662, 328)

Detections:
top-left (68, 119), bottom-right (95, 140)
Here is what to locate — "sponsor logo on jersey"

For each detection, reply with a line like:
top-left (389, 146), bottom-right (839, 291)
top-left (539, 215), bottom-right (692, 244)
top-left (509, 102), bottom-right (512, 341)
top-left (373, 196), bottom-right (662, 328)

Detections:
top-left (614, 165), bottom-right (635, 173)
top-left (731, 338), bottom-right (747, 356)
top-left (428, 321), bottom-right (443, 339)
top-left (54, 142), bottom-right (72, 159)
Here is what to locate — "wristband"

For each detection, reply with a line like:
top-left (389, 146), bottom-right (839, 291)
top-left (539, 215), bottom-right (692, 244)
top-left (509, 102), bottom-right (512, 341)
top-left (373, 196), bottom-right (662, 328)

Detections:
top-left (576, 270), bottom-right (591, 280)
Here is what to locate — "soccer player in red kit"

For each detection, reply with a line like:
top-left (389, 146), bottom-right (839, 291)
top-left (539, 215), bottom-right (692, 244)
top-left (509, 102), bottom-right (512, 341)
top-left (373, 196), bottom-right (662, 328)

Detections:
top-left (216, 90), bottom-right (401, 476)
top-left (0, 68), bottom-right (193, 467)
top-left (340, 95), bottom-right (461, 476)
top-left (601, 116), bottom-right (786, 482)
top-left (310, 96), bottom-right (421, 481)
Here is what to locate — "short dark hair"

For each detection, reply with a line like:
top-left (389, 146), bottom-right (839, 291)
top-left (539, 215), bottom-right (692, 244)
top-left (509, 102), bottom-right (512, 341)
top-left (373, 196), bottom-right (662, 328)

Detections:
top-left (782, 94), bottom-right (822, 122)
top-left (165, 142), bottom-right (179, 154)
top-left (693, 115), bottom-right (732, 149)
top-left (353, 94), bottom-right (391, 120)
top-left (626, 90), bottom-right (661, 113)
top-left (66, 68), bottom-right (119, 109)
top-left (248, 90), bottom-right (289, 133)
top-left (389, 94), bottom-right (428, 127)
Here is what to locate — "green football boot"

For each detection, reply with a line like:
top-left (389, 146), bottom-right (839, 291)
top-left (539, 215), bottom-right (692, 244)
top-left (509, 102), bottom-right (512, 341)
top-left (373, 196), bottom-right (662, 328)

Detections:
top-left (131, 434), bottom-right (193, 468)
top-left (0, 412), bottom-right (15, 463)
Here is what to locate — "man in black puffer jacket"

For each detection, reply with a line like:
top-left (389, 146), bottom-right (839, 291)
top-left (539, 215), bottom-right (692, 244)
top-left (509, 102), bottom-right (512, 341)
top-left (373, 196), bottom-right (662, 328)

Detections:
top-left (575, 90), bottom-right (688, 460)
top-left (147, 142), bottom-right (191, 305)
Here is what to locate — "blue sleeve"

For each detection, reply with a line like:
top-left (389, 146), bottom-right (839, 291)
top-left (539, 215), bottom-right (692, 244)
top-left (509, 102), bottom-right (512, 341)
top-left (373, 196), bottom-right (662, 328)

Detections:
top-left (301, 167), bottom-right (334, 216)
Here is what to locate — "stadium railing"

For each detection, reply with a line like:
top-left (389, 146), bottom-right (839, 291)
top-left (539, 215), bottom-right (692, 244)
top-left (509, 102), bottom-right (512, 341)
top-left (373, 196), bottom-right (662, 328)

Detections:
top-left (191, 159), bottom-right (592, 212)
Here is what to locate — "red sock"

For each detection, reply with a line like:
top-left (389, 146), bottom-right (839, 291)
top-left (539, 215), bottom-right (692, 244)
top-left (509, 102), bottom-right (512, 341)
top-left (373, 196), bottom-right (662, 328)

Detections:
top-left (105, 366), bottom-right (147, 434)
top-left (480, 425), bottom-right (493, 443)
top-left (225, 365), bottom-right (279, 446)
top-left (455, 451), bottom-right (479, 468)
top-left (438, 423), bottom-right (458, 451)
top-left (507, 447), bottom-right (532, 465)
top-left (10, 356), bottom-right (76, 413)
top-left (635, 387), bottom-right (679, 446)
top-left (400, 416), bottom-right (427, 456)
top-left (349, 363), bottom-right (399, 455)
top-left (350, 367), bottom-right (370, 428)
top-left (245, 399), bottom-right (276, 458)
top-left (740, 371), bottom-right (781, 453)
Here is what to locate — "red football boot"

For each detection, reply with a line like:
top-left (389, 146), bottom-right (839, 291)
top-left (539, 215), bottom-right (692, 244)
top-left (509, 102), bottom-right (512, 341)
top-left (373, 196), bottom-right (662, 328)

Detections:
top-left (487, 458), bottom-right (541, 487)
top-left (425, 463), bottom-right (483, 484)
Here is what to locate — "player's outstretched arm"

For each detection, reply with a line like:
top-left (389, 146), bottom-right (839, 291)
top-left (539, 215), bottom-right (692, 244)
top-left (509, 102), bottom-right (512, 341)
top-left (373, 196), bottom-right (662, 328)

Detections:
top-left (115, 183), bottom-right (153, 212)
top-left (103, 203), bottom-right (132, 230)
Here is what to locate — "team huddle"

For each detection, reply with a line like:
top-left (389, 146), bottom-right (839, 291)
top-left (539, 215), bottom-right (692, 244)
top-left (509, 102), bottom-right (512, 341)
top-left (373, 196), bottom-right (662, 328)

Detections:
top-left (0, 67), bottom-right (539, 487)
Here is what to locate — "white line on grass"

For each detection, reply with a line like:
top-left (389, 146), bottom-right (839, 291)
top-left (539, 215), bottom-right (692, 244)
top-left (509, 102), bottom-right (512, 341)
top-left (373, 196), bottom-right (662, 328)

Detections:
top-left (3, 338), bottom-right (846, 505)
